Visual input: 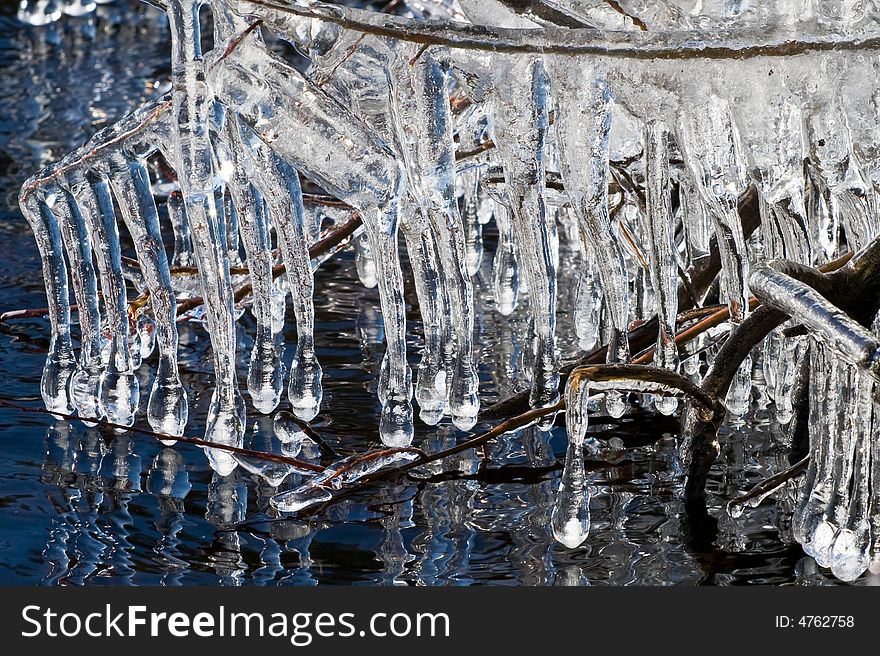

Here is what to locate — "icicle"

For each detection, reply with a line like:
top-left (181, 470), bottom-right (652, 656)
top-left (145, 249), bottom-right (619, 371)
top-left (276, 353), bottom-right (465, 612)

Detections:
top-left (105, 153), bottom-right (188, 438)
top-left (221, 117), bottom-right (283, 414)
top-left (166, 0), bottom-right (243, 472)
top-left (573, 249), bottom-right (601, 352)
top-left (551, 437), bottom-right (591, 549)
top-left (810, 362), bottom-right (859, 568)
top-left (244, 133), bottom-right (322, 423)
top-left (49, 185), bottom-right (104, 420)
top-left (772, 333), bottom-right (804, 425)
top-left (18, 193), bottom-right (76, 414)
top-left (460, 167), bottom-right (484, 276)
top-left (829, 371), bottom-right (872, 581)
top-left (808, 95), bottom-right (875, 252)
top-left (493, 56), bottom-right (560, 421)
top-left (678, 95), bottom-right (750, 323)
top-left (793, 344), bottom-right (841, 552)
top-left (679, 170), bottom-right (711, 263)
top-left (550, 60), bottom-right (629, 418)
top-left (491, 202), bottom-right (519, 316)
top-left (404, 217), bottom-right (447, 426)
top-left (72, 173), bottom-right (139, 427)
top-left (397, 47), bottom-right (478, 431)
top-left (552, 374), bottom-right (592, 548)
top-left (644, 120), bottom-right (680, 416)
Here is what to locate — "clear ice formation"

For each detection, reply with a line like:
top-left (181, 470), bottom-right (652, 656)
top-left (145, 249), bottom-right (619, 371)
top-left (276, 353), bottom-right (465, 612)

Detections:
top-left (19, 0), bottom-right (880, 579)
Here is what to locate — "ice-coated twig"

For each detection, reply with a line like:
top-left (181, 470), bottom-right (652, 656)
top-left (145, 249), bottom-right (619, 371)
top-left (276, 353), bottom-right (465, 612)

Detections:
top-left (750, 261), bottom-right (880, 378)
top-left (235, 0), bottom-right (880, 59)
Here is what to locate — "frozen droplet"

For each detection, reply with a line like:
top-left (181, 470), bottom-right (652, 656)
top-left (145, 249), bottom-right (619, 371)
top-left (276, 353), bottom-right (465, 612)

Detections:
top-left (830, 527), bottom-right (869, 582)
top-left (288, 352), bottom-right (323, 422)
top-left (551, 440), bottom-right (591, 549)
top-left (99, 369), bottom-right (139, 428)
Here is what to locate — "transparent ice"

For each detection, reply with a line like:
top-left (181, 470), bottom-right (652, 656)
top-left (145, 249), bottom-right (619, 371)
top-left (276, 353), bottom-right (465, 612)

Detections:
top-left (19, 0), bottom-right (880, 581)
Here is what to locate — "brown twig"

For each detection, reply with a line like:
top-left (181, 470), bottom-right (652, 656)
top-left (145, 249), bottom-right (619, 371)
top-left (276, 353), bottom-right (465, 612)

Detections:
top-left (175, 213), bottom-right (363, 316)
top-left (568, 363), bottom-right (723, 421)
top-left (294, 399), bottom-right (566, 518)
top-left (602, 1), bottom-right (648, 31)
top-left (727, 456), bottom-right (809, 510)
top-left (1, 306), bottom-right (75, 323)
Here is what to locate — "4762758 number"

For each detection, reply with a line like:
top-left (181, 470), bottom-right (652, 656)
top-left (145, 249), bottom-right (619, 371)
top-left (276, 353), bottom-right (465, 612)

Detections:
top-left (775, 616), bottom-right (854, 628)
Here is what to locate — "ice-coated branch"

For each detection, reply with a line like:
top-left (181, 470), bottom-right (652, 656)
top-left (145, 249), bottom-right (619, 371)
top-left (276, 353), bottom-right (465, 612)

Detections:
top-left (236, 0), bottom-right (880, 59)
top-left (567, 363), bottom-right (723, 424)
top-left (681, 241), bottom-right (880, 506)
top-left (751, 261), bottom-right (880, 378)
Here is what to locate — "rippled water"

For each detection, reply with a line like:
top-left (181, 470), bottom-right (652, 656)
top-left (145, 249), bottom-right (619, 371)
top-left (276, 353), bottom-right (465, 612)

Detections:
top-left (0, 1), bottom-right (866, 586)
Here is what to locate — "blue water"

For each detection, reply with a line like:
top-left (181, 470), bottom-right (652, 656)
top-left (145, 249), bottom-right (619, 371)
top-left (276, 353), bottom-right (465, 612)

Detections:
top-left (0, 1), bottom-right (860, 586)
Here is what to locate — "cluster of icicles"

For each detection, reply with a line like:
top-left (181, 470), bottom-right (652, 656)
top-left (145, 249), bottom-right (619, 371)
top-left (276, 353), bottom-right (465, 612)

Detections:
top-left (727, 337), bottom-right (880, 582)
top-left (17, 0), bottom-right (115, 25)
top-left (18, 0), bottom-right (880, 579)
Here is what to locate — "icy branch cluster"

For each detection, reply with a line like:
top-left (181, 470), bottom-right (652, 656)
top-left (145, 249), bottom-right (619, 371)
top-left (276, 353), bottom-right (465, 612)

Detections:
top-left (18, 0), bottom-right (880, 579)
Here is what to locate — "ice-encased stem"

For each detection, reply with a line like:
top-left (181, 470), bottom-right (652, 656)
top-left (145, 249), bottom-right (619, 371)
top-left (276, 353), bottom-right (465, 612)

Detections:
top-left (750, 263), bottom-right (880, 377)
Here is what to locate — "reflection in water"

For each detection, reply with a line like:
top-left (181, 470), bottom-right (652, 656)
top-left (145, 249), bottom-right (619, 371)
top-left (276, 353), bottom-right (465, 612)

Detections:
top-left (146, 449), bottom-right (191, 586)
top-left (204, 472), bottom-right (247, 585)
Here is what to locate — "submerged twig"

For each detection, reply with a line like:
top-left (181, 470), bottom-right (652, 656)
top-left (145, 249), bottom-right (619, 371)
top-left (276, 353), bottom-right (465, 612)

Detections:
top-left (0, 395), bottom-right (324, 473)
top-left (727, 456), bottom-right (809, 509)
